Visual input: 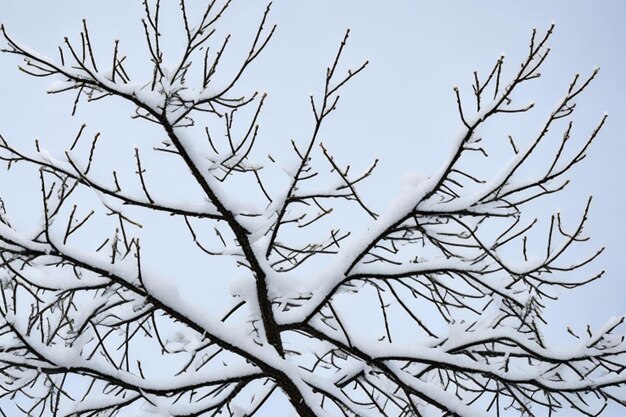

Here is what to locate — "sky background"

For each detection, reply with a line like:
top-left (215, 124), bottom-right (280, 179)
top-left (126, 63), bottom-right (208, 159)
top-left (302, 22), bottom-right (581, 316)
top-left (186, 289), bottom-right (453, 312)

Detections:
top-left (1, 1), bottom-right (625, 416)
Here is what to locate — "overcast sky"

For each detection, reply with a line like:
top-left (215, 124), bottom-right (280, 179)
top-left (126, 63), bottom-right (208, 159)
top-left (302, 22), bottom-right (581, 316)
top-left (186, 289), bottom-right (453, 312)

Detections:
top-left (1, 1), bottom-right (625, 416)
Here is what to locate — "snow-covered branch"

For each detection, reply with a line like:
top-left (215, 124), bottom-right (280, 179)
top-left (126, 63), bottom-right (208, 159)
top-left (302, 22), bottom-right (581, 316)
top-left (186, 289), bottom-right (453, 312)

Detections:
top-left (0, 7), bottom-right (622, 417)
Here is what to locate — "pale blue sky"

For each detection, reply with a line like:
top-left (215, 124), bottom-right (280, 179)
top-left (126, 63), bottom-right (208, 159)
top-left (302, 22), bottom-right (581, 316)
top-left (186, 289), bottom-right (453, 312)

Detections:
top-left (1, 1), bottom-right (625, 416)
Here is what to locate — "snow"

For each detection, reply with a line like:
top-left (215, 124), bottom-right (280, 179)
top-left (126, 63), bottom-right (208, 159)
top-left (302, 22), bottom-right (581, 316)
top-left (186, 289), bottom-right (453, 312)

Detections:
top-left (1, 9), bottom-right (623, 417)
top-left (0, 221), bottom-right (49, 253)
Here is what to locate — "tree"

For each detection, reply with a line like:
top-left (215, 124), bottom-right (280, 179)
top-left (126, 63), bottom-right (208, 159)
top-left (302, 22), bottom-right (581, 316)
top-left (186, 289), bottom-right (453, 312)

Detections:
top-left (0, 2), bottom-right (624, 416)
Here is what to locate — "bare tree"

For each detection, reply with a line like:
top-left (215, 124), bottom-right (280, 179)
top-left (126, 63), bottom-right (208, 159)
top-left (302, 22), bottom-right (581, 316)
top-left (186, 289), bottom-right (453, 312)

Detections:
top-left (0, 2), bottom-right (624, 416)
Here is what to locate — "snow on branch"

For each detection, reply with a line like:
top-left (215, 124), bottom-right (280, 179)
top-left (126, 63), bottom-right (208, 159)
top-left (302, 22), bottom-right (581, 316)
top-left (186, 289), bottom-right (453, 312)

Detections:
top-left (0, 8), bottom-right (622, 417)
